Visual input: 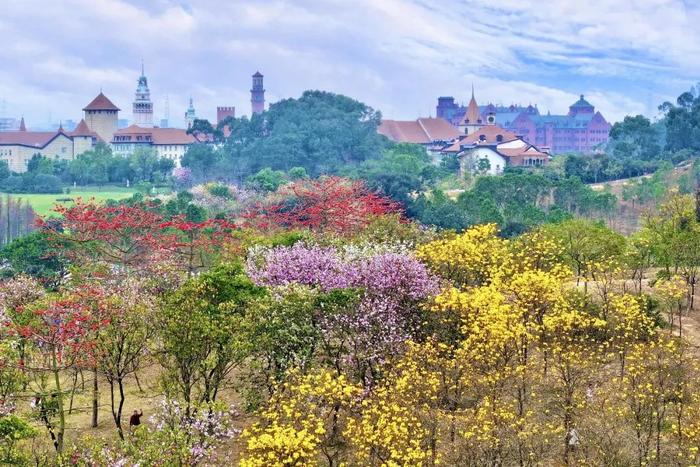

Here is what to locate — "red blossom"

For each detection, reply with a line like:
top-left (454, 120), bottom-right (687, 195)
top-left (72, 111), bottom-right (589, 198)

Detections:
top-left (43, 200), bottom-right (236, 275)
top-left (243, 176), bottom-right (401, 235)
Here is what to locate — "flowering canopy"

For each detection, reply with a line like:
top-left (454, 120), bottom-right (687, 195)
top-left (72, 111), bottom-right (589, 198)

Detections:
top-left (243, 176), bottom-right (401, 235)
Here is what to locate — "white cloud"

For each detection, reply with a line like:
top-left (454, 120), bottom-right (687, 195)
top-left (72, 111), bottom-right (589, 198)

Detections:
top-left (0, 0), bottom-right (697, 127)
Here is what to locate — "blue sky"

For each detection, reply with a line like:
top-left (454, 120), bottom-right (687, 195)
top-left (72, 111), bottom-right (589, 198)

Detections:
top-left (1, 0), bottom-right (698, 128)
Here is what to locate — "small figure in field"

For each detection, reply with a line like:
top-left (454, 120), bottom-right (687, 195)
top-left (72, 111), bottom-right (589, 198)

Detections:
top-left (129, 409), bottom-right (143, 433)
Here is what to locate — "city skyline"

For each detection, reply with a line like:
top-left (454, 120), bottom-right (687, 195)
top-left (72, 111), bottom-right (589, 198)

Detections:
top-left (1, 0), bottom-right (699, 128)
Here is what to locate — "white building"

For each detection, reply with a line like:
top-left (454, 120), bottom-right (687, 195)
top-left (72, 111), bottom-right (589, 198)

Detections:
top-left (112, 125), bottom-right (198, 166)
top-left (442, 124), bottom-right (549, 175)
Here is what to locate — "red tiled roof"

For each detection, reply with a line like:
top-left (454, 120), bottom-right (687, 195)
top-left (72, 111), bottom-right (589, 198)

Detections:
top-left (114, 124), bottom-right (152, 135)
top-left (378, 120), bottom-right (427, 144)
top-left (460, 125), bottom-right (518, 144)
top-left (378, 118), bottom-right (460, 144)
top-left (0, 131), bottom-right (67, 148)
top-left (497, 146), bottom-right (548, 158)
top-left (442, 126), bottom-right (533, 153)
top-left (83, 92), bottom-right (120, 111)
top-left (71, 119), bottom-right (91, 136)
top-left (112, 125), bottom-right (197, 145)
top-left (416, 118), bottom-right (461, 141)
top-left (70, 119), bottom-right (103, 142)
top-left (151, 128), bottom-right (197, 145)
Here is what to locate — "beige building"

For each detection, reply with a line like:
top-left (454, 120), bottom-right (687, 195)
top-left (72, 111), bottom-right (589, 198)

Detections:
top-left (0, 118), bottom-right (100, 173)
top-left (83, 92), bottom-right (120, 143)
top-left (0, 87), bottom-right (201, 173)
top-left (112, 125), bottom-right (198, 166)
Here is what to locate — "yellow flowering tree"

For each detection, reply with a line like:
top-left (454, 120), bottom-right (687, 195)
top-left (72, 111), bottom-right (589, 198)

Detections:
top-left (240, 369), bottom-right (361, 466)
top-left (417, 224), bottom-right (511, 287)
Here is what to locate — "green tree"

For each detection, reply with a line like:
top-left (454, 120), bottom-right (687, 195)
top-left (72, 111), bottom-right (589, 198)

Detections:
top-left (181, 143), bottom-right (221, 182)
top-left (246, 168), bottom-right (288, 192)
top-left (128, 147), bottom-right (160, 183)
top-left (353, 143), bottom-right (434, 207)
top-left (0, 415), bottom-right (37, 464)
top-left (218, 91), bottom-right (388, 180)
top-left (412, 190), bottom-right (469, 230)
top-left (156, 263), bottom-right (266, 412)
top-left (538, 219), bottom-right (626, 285)
top-left (68, 143), bottom-right (114, 185)
top-left (661, 86), bottom-right (700, 152)
top-left (608, 115), bottom-right (662, 161)
top-left (0, 231), bottom-right (68, 288)
top-left (186, 118), bottom-right (222, 141)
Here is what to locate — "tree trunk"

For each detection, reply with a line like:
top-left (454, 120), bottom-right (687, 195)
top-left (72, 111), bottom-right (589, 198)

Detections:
top-left (52, 351), bottom-right (65, 453)
top-left (92, 367), bottom-right (99, 428)
top-left (109, 379), bottom-right (124, 440)
top-left (68, 370), bottom-right (78, 415)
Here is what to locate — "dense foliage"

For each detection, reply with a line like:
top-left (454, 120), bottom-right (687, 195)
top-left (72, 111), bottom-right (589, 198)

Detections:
top-left (181, 91), bottom-right (388, 183)
top-left (0, 181), bottom-right (700, 465)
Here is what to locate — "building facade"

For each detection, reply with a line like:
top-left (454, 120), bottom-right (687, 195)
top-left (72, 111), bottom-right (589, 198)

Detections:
top-left (441, 124), bottom-right (549, 175)
top-left (83, 92), bottom-right (120, 143)
top-left (217, 106), bottom-right (235, 124)
top-left (437, 92), bottom-right (611, 154)
top-left (132, 63), bottom-right (154, 127)
top-left (112, 125), bottom-right (198, 166)
top-left (0, 118), bottom-right (99, 172)
top-left (251, 71), bottom-right (265, 115)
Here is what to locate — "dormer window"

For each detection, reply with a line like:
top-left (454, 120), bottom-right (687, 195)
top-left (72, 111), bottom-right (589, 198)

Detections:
top-left (479, 134), bottom-right (486, 142)
top-left (496, 135), bottom-right (503, 142)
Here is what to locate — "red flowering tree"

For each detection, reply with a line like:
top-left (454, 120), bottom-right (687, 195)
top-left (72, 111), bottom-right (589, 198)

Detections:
top-left (44, 200), bottom-right (236, 276)
top-left (244, 176), bottom-right (401, 235)
top-left (44, 200), bottom-right (166, 271)
top-left (12, 293), bottom-right (100, 453)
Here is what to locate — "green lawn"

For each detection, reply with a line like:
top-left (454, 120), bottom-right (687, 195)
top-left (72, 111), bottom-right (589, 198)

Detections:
top-left (1, 186), bottom-right (138, 217)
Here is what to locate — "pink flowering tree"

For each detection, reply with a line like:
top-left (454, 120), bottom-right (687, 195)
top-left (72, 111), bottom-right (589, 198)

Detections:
top-left (172, 166), bottom-right (193, 188)
top-left (246, 243), bottom-right (439, 385)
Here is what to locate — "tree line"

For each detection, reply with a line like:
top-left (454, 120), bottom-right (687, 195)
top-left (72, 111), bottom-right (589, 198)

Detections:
top-left (0, 144), bottom-right (175, 194)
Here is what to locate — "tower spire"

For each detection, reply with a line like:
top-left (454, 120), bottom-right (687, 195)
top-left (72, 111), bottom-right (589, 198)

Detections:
top-left (471, 83), bottom-right (474, 99)
top-left (133, 63), bottom-right (153, 127)
top-left (185, 96), bottom-right (196, 128)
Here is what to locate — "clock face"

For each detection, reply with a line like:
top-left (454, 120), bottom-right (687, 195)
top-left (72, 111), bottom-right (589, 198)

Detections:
top-left (487, 115), bottom-right (495, 123)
